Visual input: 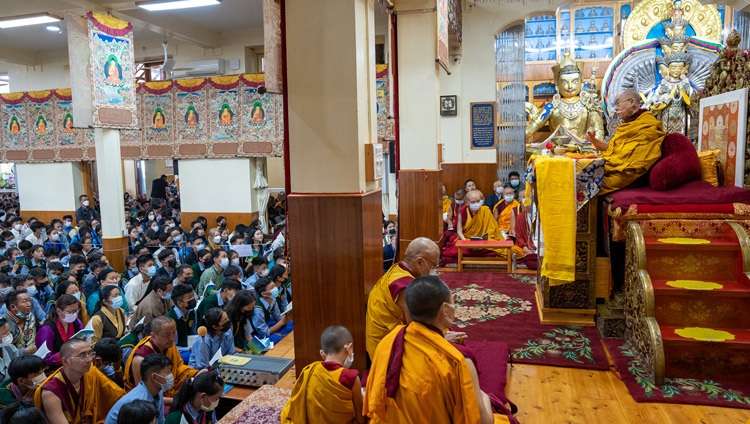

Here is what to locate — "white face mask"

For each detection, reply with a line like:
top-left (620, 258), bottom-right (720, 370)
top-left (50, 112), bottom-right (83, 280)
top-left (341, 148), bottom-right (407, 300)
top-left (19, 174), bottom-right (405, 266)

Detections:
top-left (30, 372), bottom-right (46, 388)
top-left (72, 292), bottom-right (81, 301)
top-left (82, 200), bottom-right (90, 207)
top-left (201, 395), bottom-right (220, 412)
top-left (13, 224), bottom-right (21, 231)
top-left (156, 373), bottom-right (174, 392)
top-left (231, 258), bottom-right (240, 266)
top-left (0, 334), bottom-right (12, 347)
top-left (220, 257), bottom-right (229, 268)
top-left (454, 199), bottom-right (464, 205)
top-left (495, 187), bottom-right (503, 195)
top-left (469, 202), bottom-right (482, 212)
top-left (213, 235), bottom-right (222, 244)
top-left (50, 234), bottom-right (60, 242)
top-left (148, 214), bottom-right (155, 221)
top-left (61, 311), bottom-right (78, 323)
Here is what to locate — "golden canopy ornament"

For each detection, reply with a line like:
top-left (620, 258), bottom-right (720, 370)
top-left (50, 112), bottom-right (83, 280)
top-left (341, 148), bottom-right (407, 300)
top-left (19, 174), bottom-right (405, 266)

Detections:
top-left (622, 0), bottom-right (722, 49)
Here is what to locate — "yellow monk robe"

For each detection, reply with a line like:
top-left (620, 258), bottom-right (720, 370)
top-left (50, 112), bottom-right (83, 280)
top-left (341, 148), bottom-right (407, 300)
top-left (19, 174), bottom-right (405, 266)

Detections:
top-left (34, 365), bottom-right (125, 424)
top-left (600, 110), bottom-right (665, 195)
top-left (462, 205), bottom-right (524, 260)
top-left (123, 336), bottom-right (197, 397)
top-left (364, 322), bottom-right (509, 424)
top-left (493, 199), bottom-right (520, 233)
top-left (366, 262), bottom-right (415, 358)
top-left (442, 195), bottom-right (452, 215)
top-left (281, 361), bottom-right (360, 424)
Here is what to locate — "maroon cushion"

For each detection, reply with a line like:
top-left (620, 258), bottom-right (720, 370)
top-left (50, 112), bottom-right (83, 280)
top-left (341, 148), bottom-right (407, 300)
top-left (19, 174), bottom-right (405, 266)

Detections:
top-left (649, 133), bottom-right (701, 191)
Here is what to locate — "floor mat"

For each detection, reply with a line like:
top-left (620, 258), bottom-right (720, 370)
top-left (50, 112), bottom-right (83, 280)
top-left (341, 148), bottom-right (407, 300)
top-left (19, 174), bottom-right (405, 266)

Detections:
top-left (441, 272), bottom-right (609, 371)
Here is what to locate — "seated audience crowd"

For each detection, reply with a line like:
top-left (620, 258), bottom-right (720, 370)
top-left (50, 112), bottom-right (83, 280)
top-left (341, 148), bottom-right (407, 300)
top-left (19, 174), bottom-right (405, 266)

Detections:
top-left (0, 191), bottom-right (292, 423)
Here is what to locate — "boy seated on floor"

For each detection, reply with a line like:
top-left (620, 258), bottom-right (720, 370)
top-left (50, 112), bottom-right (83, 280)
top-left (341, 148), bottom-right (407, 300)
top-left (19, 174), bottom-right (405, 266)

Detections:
top-left (280, 325), bottom-right (365, 424)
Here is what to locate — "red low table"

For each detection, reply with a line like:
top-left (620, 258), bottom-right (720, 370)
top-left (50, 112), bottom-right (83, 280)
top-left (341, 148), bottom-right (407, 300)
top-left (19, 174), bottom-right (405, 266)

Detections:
top-left (454, 239), bottom-right (514, 272)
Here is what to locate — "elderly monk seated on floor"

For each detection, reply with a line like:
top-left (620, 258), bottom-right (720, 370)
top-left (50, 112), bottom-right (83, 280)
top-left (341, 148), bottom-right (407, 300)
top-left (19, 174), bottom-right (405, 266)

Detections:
top-left (586, 89), bottom-right (666, 195)
top-left (493, 183), bottom-right (520, 236)
top-left (364, 276), bottom-right (509, 424)
top-left (35, 338), bottom-right (125, 424)
top-left (366, 237), bottom-right (466, 362)
top-left (441, 189), bottom-right (525, 263)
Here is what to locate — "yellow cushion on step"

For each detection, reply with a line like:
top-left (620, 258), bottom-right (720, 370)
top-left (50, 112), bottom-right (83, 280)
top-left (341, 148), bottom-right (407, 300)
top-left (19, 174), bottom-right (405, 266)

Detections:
top-left (697, 149), bottom-right (720, 187)
top-left (674, 327), bottom-right (735, 342)
top-left (666, 280), bottom-right (724, 290)
top-left (657, 238), bottom-right (711, 245)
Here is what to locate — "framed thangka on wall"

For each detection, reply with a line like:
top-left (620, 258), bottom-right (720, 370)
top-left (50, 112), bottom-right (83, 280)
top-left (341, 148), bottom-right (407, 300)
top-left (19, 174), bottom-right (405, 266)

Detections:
top-left (699, 88), bottom-right (749, 188)
top-left (143, 91), bottom-right (173, 144)
top-left (210, 89), bottom-right (240, 142)
top-left (3, 102), bottom-right (27, 150)
top-left (55, 98), bottom-right (77, 146)
top-left (174, 79), bottom-right (208, 144)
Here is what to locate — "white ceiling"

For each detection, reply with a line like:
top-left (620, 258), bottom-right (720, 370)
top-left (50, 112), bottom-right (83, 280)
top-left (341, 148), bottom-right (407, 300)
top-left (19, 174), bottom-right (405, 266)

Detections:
top-left (0, 0), bottom-right (264, 63)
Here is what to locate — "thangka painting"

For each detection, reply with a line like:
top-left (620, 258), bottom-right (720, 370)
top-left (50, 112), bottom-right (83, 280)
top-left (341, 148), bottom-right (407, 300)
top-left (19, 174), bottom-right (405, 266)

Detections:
top-left (143, 92), bottom-right (173, 144)
top-left (27, 98), bottom-right (54, 148)
top-left (436, 0), bottom-right (450, 73)
top-left (209, 88), bottom-right (240, 141)
top-left (241, 87), bottom-right (274, 141)
top-left (698, 88), bottom-right (749, 188)
top-left (54, 101), bottom-right (77, 146)
top-left (87, 12), bottom-right (137, 129)
top-left (3, 104), bottom-right (27, 150)
top-left (175, 90), bottom-right (208, 143)
top-left (376, 65), bottom-right (391, 141)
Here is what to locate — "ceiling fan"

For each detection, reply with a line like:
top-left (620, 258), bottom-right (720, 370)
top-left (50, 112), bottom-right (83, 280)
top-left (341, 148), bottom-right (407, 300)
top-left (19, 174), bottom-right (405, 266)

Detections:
top-left (141, 39), bottom-right (191, 79)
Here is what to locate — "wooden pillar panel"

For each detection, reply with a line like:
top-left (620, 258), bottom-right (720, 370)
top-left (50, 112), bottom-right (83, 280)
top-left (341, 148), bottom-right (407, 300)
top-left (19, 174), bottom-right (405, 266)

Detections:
top-left (101, 236), bottom-right (129, 273)
top-left (441, 162), bottom-right (499, 196)
top-left (397, 170), bottom-right (442, 259)
top-left (287, 190), bottom-right (382, 371)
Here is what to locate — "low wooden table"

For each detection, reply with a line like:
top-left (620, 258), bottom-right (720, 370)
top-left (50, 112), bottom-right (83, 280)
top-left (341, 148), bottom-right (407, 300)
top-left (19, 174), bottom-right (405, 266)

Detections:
top-left (455, 239), bottom-right (514, 272)
top-left (221, 331), bottom-right (296, 401)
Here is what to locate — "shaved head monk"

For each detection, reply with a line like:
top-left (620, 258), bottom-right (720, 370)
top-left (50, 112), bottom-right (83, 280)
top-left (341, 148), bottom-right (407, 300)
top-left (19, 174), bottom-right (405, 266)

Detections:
top-left (366, 237), bottom-right (466, 360)
top-left (586, 88), bottom-right (666, 194)
top-left (364, 276), bottom-right (507, 424)
top-left (35, 338), bottom-right (125, 424)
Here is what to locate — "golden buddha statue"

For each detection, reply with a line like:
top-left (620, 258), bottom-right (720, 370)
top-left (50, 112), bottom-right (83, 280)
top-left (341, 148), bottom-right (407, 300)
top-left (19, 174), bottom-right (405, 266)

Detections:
top-left (525, 52), bottom-right (604, 141)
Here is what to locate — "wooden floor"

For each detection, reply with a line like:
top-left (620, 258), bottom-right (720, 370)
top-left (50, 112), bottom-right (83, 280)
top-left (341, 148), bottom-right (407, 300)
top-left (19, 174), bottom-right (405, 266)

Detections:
top-left (507, 363), bottom-right (750, 423)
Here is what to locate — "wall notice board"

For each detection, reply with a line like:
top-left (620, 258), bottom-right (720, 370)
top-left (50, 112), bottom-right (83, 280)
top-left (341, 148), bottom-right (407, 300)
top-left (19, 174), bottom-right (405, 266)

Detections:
top-left (470, 102), bottom-right (496, 149)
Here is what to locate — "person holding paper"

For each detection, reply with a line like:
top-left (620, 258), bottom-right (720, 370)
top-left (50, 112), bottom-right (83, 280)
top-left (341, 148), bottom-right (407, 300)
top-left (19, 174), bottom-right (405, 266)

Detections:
top-left (35, 294), bottom-right (82, 368)
top-left (189, 308), bottom-right (234, 369)
top-left (105, 353), bottom-right (172, 424)
top-left (280, 325), bottom-right (365, 424)
top-left (251, 278), bottom-right (292, 344)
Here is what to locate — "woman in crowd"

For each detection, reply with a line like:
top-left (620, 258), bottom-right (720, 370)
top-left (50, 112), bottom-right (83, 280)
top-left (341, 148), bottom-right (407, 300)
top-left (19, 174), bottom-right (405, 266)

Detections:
top-left (249, 229), bottom-right (265, 259)
top-left (50, 280), bottom-right (89, 326)
top-left (90, 284), bottom-right (127, 346)
top-left (207, 228), bottom-right (221, 251)
top-left (128, 227), bottom-right (142, 254)
top-left (189, 307), bottom-right (235, 368)
top-left (35, 294), bottom-right (82, 367)
top-left (218, 228), bottom-right (230, 250)
top-left (225, 290), bottom-right (256, 350)
top-left (20, 245), bottom-right (46, 272)
top-left (165, 371), bottom-right (225, 424)
top-left (87, 268), bottom-right (129, 317)
top-left (43, 226), bottom-right (66, 256)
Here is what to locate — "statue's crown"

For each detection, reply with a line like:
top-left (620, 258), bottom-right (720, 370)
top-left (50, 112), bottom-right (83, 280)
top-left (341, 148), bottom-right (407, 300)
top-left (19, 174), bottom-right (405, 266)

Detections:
top-left (662, 17), bottom-right (689, 37)
top-left (657, 50), bottom-right (693, 66)
top-left (552, 52), bottom-right (581, 77)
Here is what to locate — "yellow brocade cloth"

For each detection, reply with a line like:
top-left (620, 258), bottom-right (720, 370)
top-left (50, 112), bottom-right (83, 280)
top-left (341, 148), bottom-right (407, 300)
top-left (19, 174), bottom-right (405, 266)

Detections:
top-left (536, 156), bottom-right (577, 284)
top-left (600, 111), bottom-right (665, 195)
top-left (281, 362), bottom-right (357, 424)
top-left (364, 322), bottom-right (509, 424)
top-left (442, 196), bottom-right (452, 215)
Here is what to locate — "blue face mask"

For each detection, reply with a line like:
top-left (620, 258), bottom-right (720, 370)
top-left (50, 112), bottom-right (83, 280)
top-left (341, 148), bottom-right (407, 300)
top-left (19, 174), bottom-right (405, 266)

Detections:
top-left (49, 274), bottom-right (58, 283)
top-left (269, 287), bottom-right (280, 298)
top-left (146, 266), bottom-right (157, 277)
top-left (161, 291), bottom-right (172, 301)
top-left (504, 195), bottom-right (515, 203)
top-left (510, 179), bottom-right (520, 188)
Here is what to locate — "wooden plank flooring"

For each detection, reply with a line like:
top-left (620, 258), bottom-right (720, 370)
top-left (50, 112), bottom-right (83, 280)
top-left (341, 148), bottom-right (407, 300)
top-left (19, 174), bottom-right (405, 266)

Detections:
top-left (506, 363), bottom-right (750, 423)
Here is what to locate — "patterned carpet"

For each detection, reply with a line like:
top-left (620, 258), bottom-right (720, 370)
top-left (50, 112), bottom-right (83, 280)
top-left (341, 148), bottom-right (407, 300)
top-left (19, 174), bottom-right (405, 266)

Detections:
top-left (440, 272), bottom-right (609, 371)
top-left (604, 339), bottom-right (750, 409)
top-left (218, 385), bottom-right (291, 424)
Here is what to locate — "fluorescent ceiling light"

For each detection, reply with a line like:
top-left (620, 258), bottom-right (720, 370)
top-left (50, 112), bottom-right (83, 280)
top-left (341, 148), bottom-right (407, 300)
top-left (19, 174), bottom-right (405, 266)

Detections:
top-left (0, 13), bottom-right (62, 29)
top-left (137, 0), bottom-right (221, 11)
top-left (46, 24), bottom-right (61, 32)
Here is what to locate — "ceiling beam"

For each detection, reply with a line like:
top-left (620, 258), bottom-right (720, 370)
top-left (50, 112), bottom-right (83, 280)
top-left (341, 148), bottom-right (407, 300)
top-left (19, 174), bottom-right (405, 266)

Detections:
top-left (0, 45), bottom-right (38, 66)
top-left (113, 9), bottom-right (221, 48)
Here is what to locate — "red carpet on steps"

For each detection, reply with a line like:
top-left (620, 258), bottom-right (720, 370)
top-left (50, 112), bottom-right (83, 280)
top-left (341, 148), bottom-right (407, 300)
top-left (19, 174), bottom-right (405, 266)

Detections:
top-left (603, 339), bottom-right (750, 409)
top-left (440, 272), bottom-right (609, 371)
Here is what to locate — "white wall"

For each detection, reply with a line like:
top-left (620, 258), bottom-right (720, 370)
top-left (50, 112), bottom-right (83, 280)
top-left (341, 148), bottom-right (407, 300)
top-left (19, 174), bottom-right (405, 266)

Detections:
top-left (123, 160), bottom-right (138, 197)
top-left (178, 158), bottom-right (256, 213)
top-left (2, 52), bottom-right (70, 92)
top-left (438, 2), bottom-right (564, 163)
top-left (16, 162), bottom-right (82, 211)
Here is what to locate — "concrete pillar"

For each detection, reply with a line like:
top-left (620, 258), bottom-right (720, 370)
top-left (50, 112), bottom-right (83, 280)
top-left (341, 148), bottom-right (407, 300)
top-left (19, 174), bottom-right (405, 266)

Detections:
top-left (15, 162), bottom-right (84, 223)
top-left (286, 0), bottom-right (382, 371)
top-left (395, 0), bottom-right (443, 255)
top-left (178, 158), bottom-right (259, 231)
top-left (94, 129), bottom-right (128, 272)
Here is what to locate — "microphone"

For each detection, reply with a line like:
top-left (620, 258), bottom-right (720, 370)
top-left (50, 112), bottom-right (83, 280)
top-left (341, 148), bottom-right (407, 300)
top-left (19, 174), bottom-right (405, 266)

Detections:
top-left (197, 326), bottom-right (207, 337)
